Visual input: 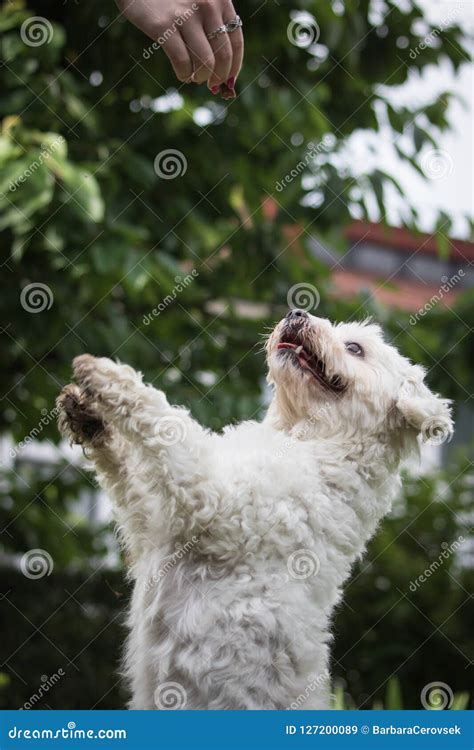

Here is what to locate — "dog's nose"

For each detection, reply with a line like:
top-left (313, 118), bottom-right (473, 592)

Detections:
top-left (285, 309), bottom-right (308, 322)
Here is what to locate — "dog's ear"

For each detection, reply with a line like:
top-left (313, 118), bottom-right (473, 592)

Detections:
top-left (396, 365), bottom-right (453, 443)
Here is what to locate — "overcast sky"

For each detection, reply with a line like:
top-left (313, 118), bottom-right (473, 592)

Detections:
top-left (350, 0), bottom-right (473, 238)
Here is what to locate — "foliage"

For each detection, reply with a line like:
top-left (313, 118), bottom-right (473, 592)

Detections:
top-left (333, 456), bottom-right (473, 709)
top-left (332, 678), bottom-right (470, 710)
top-left (0, 568), bottom-right (127, 709)
top-left (0, 0), bottom-right (472, 710)
top-left (0, 458), bottom-right (110, 564)
top-left (0, 0), bottom-right (470, 440)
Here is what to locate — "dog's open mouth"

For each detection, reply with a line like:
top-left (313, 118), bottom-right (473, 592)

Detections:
top-left (277, 340), bottom-right (346, 393)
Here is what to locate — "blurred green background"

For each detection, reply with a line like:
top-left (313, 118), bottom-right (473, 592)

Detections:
top-left (0, 0), bottom-right (472, 710)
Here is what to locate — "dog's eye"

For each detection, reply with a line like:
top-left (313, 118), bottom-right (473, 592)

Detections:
top-left (345, 342), bottom-right (364, 357)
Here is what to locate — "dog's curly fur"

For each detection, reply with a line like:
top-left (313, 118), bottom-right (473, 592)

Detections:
top-left (57, 312), bottom-right (452, 710)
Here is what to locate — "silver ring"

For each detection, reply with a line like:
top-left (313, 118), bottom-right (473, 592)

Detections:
top-left (225, 15), bottom-right (242, 34)
top-left (207, 15), bottom-right (242, 40)
top-left (207, 24), bottom-right (228, 40)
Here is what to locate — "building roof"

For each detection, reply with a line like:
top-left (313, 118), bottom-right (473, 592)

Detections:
top-left (328, 221), bottom-right (473, 312)
top-left (330, 269), bottom-right (461, 312)
top-left (344, 221), bottom-right (474, 262)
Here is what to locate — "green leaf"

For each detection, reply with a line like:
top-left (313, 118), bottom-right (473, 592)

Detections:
top-left (53, 162), bottom-right (104, 223)
top-left (0, 135), bottom-right (22, 165)
top-left (11, 233), bottom-right (30, 261)
top-left (385, 678), bottom-right (403, 709)
top-left (0, 164), bottom-right (54, 231)
top-left (451, 693), bottom-right (470, 710)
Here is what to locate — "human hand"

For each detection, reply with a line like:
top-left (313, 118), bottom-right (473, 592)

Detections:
top-left (116, 0), bottom-right (243, 98)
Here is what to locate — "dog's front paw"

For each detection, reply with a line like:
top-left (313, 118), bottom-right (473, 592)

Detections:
top-left (57, 383), bottom-right (107, 446)
top-left (73, 354), bottom-right (118, 387)
top-left (73, 355), bottom-right (141, 393)
top-left (73, 354), bottom-right (98, 389)
top-left (72, 355), bottom-right (144, 423)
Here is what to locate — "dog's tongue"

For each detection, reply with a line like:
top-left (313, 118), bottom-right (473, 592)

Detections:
top-left (278, 340), bottom-right (343, 392)
top-left (277, 342), bottom-right (311, 369)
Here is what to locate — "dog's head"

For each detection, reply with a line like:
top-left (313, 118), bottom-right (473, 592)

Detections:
top-left (266, 310), bottom-right (453, 458)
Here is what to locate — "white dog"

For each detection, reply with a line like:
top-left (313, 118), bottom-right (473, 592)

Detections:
top-left (57, 310), bottom-right (452, 710)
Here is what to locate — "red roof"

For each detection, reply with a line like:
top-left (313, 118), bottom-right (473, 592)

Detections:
top-left (344, 221), bottom-right (474, 262)
top-left (331, 269), bottom-right (463, 312)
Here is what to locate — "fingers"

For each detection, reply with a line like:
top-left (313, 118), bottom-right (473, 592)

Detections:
top-left (116, 0), bottom-right (195, 82)
top-left (160, 30), bottom-right (194, 82)
top-left (116, 0), bottom-right (244, 91)
top-left (201, 7), bottom-right (233, 89)
top-left (180, 17), bottom-right (215, 84)
top-left (223, 5), bottom-right (244, 85)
